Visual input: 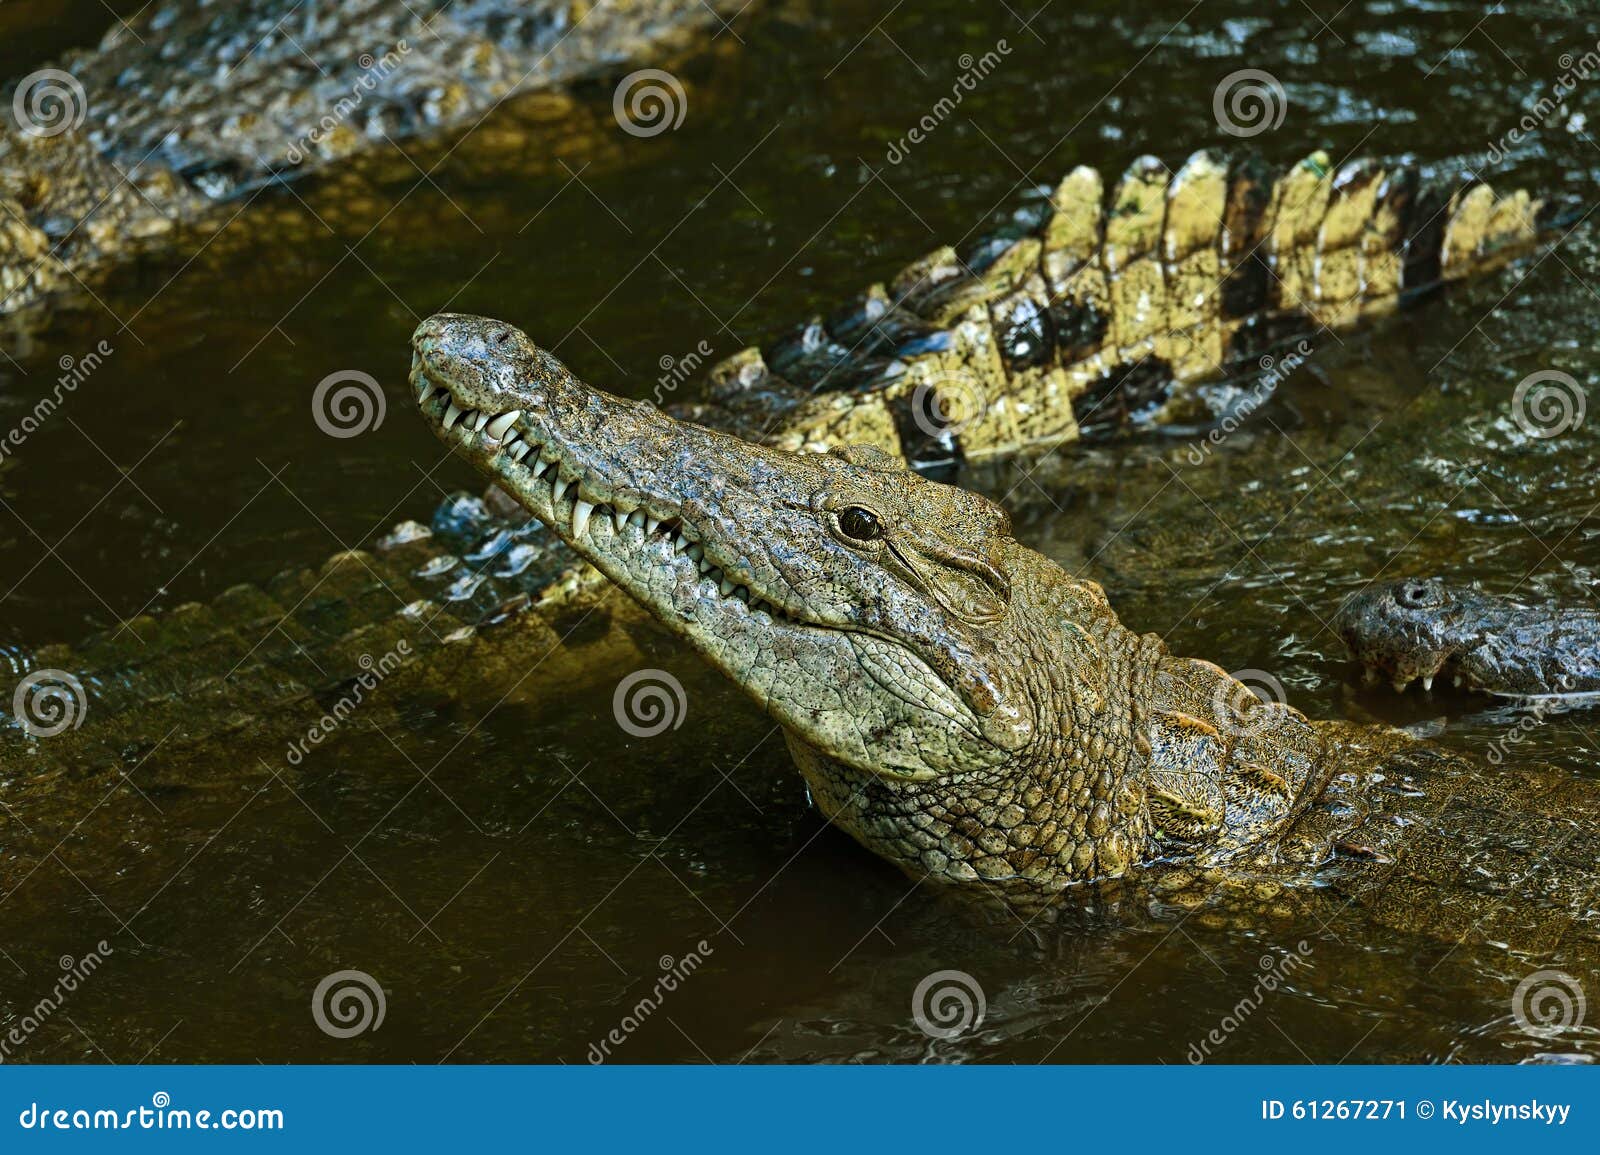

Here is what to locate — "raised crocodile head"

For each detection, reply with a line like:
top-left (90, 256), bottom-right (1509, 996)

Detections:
top-left (410, 314), bottom-right (1320, 895)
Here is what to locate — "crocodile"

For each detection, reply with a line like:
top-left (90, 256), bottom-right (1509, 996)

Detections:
top-left (408, 312), bottom-right (1600, 958)
top-left (0, 151), bottom-right (1564, 878)
top-left (0, 0), bottom-right (747, 317)
top-left (1336, 577), bottom-right (1600, 698)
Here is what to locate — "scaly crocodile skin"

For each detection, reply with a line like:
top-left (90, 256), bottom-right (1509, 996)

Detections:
top-left (0, 0), bottom-right (744, 314)
top-left (0, 149), bottom-right (1558, 895)
top-left (402, 313), bottom-right (1600, 961)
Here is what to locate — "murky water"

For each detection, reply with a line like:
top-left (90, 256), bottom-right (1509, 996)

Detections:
top-left (1, 0), bottom-right (1597, 1063)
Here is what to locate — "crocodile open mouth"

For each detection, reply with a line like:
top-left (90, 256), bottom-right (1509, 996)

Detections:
top-left (410, 358), bottom-right (802, 630)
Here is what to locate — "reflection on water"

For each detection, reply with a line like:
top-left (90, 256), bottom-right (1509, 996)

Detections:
top-left (0, 0), bottom-right (1597, 1063)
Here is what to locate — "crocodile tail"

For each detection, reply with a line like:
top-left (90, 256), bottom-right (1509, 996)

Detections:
top-left (686, 149), bottom-right (1554, 465)
top-left (0, 492), bottom-right (625, 809)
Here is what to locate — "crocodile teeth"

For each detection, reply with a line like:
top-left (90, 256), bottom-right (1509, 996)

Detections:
top-left (471, 410), bottom-right (491, 432)
top-left (485, 411), bottom-right (520, 439)
top-left (572, 499), bottom-right (594, 537)
top-left (552, 477), bottom-right (572, 503)
top-left (613, 508), bottom-right (629, 533)
top-left (719, 578), bottom-right (736, 596)
top-left (443, 401), bottom-right (464, 429)
top-left (645, 515), bottom-right (660, 534)
top-left (1392, 678), bottom-right (1411, 693)
top-left (509, 442), bottom-right (531, 462)
top-left (1421, 675), bottom-right (1434, 692)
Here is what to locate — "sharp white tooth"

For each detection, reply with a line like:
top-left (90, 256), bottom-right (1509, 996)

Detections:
top-left (572, 499), bottom-right (594, 537)
top-left (417, 379), bottom-right (438, 402)
top-left (443, 401), bottom-right (463, 429)
top-left (645, 515), bottom-right (660, 534)
top-left (613, 508), bottom-right (628, 533)
top-left (674, 535), bottom-right (690, 553)
top-left (471, 410), bottom-right (490, 432)
top-left (509, 442), bottom-right (531, 462)
top-left (687, 544), bottom-right (704, 562)
top-left (552, 477), bottom-right (572, 503)
top-left (628, 510), bottom-right (647, 528)
top-left (485, 410), bottom-right (521, 439)
top-left (719, 579), bottom-right (736, 596)
top-left (1422, 675), bottom-right (1434, 692)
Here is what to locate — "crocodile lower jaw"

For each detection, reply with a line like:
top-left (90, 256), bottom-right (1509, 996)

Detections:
top-left (411, 363), bottom-right (810, 635)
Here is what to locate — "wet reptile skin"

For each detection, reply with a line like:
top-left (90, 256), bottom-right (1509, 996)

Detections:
top-left (1337, 577), bottom-right (1600, 697)
top-left (0, 0), bottom-right (743, 315)
top-left (403, 313), bottom-right (1600, 957)
top-left (0, 147), bottom-right (1558, 803)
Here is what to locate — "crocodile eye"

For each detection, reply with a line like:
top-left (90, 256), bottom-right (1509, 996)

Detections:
top-left (836, 506), bottom-right (883, 543)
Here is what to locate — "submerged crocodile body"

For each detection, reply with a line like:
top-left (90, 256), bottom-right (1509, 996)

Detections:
top-left (0, 150), bottom-right (1569, 923)
top-left (409, 313), bottom-right (1600, 957)
top-left (1337, 577), bottom-right (1600, 697)
top-left (0, 0), bottom-right (743, 316)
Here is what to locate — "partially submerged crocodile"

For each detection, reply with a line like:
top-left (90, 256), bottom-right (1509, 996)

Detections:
top-left (409, 313), bottom-right (1600, 955)
top-left (1337, 577), bottom-right (1600, 697)
top-left (0, 150), bottom-right (1570, 910)
top-left (1, 0), bottom-right (744, 316)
